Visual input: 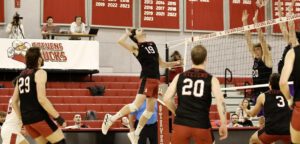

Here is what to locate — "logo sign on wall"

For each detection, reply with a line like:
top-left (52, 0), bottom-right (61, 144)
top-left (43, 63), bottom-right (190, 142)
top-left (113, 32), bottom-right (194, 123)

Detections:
top-left (1, 38), bottom-right (99, 71)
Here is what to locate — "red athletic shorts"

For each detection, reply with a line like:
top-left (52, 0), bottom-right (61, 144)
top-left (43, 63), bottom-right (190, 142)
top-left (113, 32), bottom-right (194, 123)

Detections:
top-left (24, 118), bottom-right (58, 139)
top-left (258, 128), bottom-right (291, 144)
top-left (138, 78), bottom-right (160, 98)
top-left (171, 124), bottom-right (214, 144)
top-left (291, 102), bottom-right (300, 131)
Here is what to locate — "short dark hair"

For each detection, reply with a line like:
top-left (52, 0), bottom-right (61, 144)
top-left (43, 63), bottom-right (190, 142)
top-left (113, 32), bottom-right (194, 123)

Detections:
top-left (191, 45), bottom-right (207, 65)
top-left (129, 29), bottom-right (138, 44)
top-left (253, 43), bottom-right (271, 51)
top-left (74, 16), bottom-right (82, 21)
top-left (231, 113), bottom-right (238, 118)
top-left (269, 73), bottom-right (280, 90)
top-left (25, 47), bottom-right (42, 69)
top-left (46, 16), bottom-right (53, 20)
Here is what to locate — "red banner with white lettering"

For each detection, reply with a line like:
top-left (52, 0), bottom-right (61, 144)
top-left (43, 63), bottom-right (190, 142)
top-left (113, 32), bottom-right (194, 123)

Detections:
top-left (15, 0), bottom-right (20, 8)
top-left (91, 0), bottom-right (133, 27)
top-left (43, 0), bottom-right (86, 24)
top-left (185, 0), bottom-right (224, 31)
top-left (0, 0), bottom-right (4, 23)
top-left (229, 0), bottom-right (265, 29)
top-left (158, 104), bottom-right (171, 144)
top-left (140, 0), bottom-right (180, 30)
top-left (272, 0), bottom-right (300, 33)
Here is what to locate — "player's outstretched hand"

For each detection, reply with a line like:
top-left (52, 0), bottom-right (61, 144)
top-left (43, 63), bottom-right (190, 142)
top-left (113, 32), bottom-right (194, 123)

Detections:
top-left (125, 28), bottom-right (132, 36)
top-left (219, 124), bottom-right (228, 140)
top-left (242, 10), bottom-right (249, 23)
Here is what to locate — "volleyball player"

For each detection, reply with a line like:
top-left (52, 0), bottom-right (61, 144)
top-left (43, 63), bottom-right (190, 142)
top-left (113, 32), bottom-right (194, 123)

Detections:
top-left (243, 73), bottom-right (291, 144)
top-left (11, 47), bottom-right (67, 144)
top-left (242, 9), bottom-right (272, 104)
top-left (163, 45), bottom-right (228, 144)
top-left (1, 97), bottom-right (29, 144)
top-left (101, 28), bottom-right (180, 144)
top-left (280, 18), bottom-right (300, 144)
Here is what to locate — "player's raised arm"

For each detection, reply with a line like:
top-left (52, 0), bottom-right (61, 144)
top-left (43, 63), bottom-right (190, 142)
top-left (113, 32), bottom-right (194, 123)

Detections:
top-left (117, 28), bottom-right (138, 55)
top-left (242, 10), bottom-right (255, 58)
top-left (277, 0), bottom-right (289, 43)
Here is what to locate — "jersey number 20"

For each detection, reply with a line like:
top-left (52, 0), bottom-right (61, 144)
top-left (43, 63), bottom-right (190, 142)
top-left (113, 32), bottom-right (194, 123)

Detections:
top-left (18, 77), bottom-right (30, 94)
top-left (182, 78), bottom-right (205, 97)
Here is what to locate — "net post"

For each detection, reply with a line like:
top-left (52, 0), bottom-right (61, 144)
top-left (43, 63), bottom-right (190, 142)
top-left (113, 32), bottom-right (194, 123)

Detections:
top-left (165, 43), bottom-right (169, 84)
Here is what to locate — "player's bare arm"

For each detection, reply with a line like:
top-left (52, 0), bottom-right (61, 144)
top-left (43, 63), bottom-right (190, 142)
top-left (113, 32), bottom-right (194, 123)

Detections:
top-left (287, 0), bottom-right (299, 47)
top-left (277, 0), bottom-right (289, 43)
top-left (117, 28), bottom-right (138, 55)
top-left (212, 77), bottom-right (228, 140)
top-left (158, 56), bottom-right (181, 69)
top-left (242, 10), bottom-right (255, 58)
top-left (11, 83), bottom-right (21, 120)
top-left (253, 10), bottom-right (273, 68)
top-left (280, 49), bottom-right (295, 105)
top-left (163, 74), bottom-right (179, 115)
top-left (35, 69), bottom-right (60, 119)
top-left (243, 93), bottom-right (264, 117)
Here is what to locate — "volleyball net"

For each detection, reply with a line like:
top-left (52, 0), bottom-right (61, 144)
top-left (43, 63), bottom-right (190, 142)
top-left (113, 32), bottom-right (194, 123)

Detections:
top-left (166, 13), bottom-right (300, 93)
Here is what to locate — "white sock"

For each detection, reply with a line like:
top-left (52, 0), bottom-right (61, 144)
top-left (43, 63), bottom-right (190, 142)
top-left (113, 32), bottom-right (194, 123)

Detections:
top-left (111, 112), bottom-right (122, 122)
top-left (134, 124), bottom-right (143, 136)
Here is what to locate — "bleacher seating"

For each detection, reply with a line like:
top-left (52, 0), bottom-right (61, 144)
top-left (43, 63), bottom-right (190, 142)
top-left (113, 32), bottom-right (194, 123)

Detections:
top-left (0, 76), bottom-right (233, 129)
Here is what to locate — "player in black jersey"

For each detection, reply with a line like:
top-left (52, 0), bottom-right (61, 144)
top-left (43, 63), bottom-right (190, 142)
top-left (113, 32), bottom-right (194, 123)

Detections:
top-left (101, 28), bottom-right (180, 144)
top-left (279, 0), bottom-right (300, 142)
top-left (163, 45), bottom-right (227, 144)
top-left (243, 73), bottom-right (291, 144)
top-left (242, 10), bottom-right (273, 105)
top-left (11, 47), bottom-right (67, 144)
top-left (277, 0), bottom-right (298, 98)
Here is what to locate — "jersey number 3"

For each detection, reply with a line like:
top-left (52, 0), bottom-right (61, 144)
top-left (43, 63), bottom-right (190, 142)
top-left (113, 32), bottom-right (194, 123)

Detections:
top-left (276, 96), bottom-right (286, 107)
top-left (18, 76), bottom-right (30, 94)
top-left (182, 78), bottom-right (205, 97)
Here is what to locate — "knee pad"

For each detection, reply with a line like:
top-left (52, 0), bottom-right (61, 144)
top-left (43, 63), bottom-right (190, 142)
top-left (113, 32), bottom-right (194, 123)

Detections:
top-left (129, 103), bottom-right (138, 112)
top-left (142, 110), bottom-right (154, 119)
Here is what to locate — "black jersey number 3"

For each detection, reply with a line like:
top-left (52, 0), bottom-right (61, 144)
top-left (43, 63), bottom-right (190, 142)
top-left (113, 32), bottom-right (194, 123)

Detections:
top-left (182, 78), bottom-right (205, 97)
top-left (18, 76), bottom-right (30, 94)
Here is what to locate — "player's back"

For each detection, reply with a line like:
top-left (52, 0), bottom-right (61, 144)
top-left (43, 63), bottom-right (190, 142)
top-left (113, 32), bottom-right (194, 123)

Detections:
top-left (136, 41), bottom-right (160, 79)
top-left (174, 68), bottom-right (212, 128)
top-left (264, 90), bottom-right (291, 135)
top-left (18, 69), bottom-right (48, 125)
top-left (293, 47), bottom-right (300, 101)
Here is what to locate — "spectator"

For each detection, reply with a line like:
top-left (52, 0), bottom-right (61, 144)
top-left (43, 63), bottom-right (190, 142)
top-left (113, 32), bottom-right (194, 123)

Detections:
top-left (0, 111), bottom-right (6, 127)
top-left (85, 110), bottom-right (98, 120)
top-left (6, 12), bottom-right (25, 39)
top-left (70, 16), bottom-right (86, 34)
top-left (227, 114), bottom-right (243, 128)
top-left (169, 51), bottom-right (183, 82)
top-left (66, 114), bottom-right (89, 129)
top-left (236, 99), bottom-right (253, 127)
top-left (41, 16), bottom-right (58, 39)
top-left (128, 100), bottom-right (158, 144)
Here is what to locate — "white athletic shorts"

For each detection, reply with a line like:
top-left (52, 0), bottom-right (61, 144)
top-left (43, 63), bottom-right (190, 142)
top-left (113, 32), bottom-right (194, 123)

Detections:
top-left (1, 125), bottom-right (26, 144)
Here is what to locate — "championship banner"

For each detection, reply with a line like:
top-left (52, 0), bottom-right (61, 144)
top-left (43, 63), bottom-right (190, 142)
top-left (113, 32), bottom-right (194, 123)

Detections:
top-left (158, 84), bottom-right (171, 144)
top-left (0, 38), bottom-right (99, 71)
